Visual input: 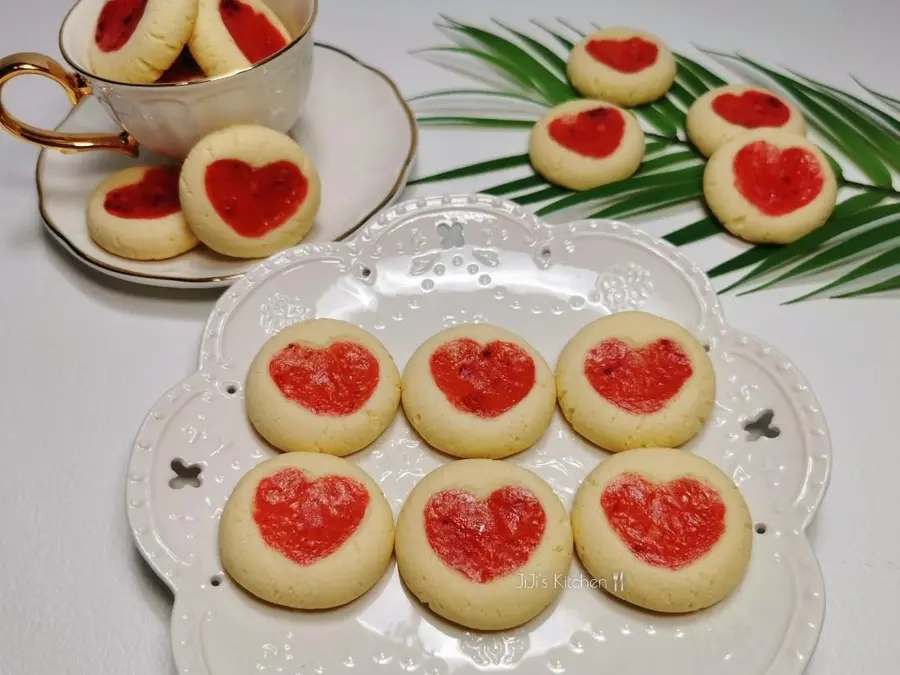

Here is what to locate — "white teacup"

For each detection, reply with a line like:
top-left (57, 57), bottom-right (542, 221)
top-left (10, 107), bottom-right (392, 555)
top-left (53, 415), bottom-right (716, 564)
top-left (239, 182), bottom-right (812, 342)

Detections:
top-left (0, 0), bottom-right (317, 159)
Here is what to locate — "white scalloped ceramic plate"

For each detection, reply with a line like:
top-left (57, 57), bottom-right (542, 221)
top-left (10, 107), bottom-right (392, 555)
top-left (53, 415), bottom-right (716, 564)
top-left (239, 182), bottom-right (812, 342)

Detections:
top-left (36, 43), bottom-right (416, 289)
top-left (127, 194), bottom-right (830, 675)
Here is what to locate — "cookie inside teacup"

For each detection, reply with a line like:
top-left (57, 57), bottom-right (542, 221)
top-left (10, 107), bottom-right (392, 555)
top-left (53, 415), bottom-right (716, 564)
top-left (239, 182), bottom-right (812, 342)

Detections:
top-left (62, 0), bottom-right (315, 85)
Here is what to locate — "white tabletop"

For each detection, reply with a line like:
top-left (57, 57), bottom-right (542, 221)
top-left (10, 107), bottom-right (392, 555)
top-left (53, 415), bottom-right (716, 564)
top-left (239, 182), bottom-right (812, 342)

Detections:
top-left (0, 0), bottom-right (897, 673)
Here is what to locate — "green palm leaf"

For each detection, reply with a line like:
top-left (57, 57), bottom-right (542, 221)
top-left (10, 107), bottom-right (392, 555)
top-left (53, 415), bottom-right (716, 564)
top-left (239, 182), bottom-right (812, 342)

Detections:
top-left (530, 20), bottom-right (575, 50)
top-left (633, 104), bottom-right (680, 137)
top-left (439, 16), bottom-right (575, 104)
top-left (407, 16), bottom-right (900, 302)
top-left (718, 202), bottom-right (900, 291)
top-left (779, 71), bottom-right (900, 174)
top-left (786, 246), bottom-right (900, 303)
top-left (663, 217), bottom-right (722, 245)
top-left (701, 50), bottom-right (894, 187)
top-left (555, 18), bottom-right (587, 38)
top-left (490, 18), bottom-right (569, 78)
top-left (831, 273), bottom-right (900, 298)
top-left (668, 80), bottom-right (699, 108)
top-left (673, 63), bottom-right (710, 99)
top-left (794, 73), bottom-right (900, 138)
top-left (739, 217), bottom-right (900, 295)
top-left (851, 77), bottom-right (900, 114)
top-left (413, 46), bottom-right (537, 92)
top-left (416, 116), bottom-right (537, 128)
top-left (513, 186), bottom-right (569, 205)
top-left (590, 183), bottom-right (703, 219)
top-left (707, 193), bottom-right (887, 278)
top-left (674, 54), bottom-right (726, 88)
top-left (536, 165), bottom-right (704, 216)
top-left (482, 175), bottom-right (547, 195)
top-left (407, 88), bottom-right (547, 106)
top-left (409, 153), bottom-right (530, 185)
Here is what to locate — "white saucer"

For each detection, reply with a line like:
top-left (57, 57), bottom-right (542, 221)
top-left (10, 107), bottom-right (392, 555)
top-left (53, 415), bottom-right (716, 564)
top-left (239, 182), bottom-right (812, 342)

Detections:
top-left (36, 43), bottom-right (417, 288)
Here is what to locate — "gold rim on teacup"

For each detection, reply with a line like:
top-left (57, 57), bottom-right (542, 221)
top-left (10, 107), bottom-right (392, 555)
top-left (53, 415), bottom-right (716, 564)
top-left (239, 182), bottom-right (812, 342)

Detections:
top-left (0, 0), bottom-right (318, 155)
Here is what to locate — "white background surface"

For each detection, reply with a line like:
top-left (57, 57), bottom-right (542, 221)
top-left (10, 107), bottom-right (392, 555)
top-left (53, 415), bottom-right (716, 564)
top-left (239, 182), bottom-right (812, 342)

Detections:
top-left (0, 0), bottom-right (897, 673)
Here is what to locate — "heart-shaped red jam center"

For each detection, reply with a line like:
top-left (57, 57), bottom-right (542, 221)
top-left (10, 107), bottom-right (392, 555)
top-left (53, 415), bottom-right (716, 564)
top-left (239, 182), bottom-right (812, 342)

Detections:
top-left (429, 338), bottom-right (535, 418)
top-left (253, 468), bottom-right (369, 566)
top-left (94, 0), bottom-right (147, 53)
top-left (585, 37), bottom-right (659, 73)
top-left (268, 341), bottom-right (379, 416)
top-left (103, 166), bottom-right (181, 219)
top-left (220, 0), bottom-right (288, 64)
top-left (424, 486), bottom-right (546, 583)
top-left (732, 140), bottom-right (824, 216)
top-left (712, 91), bottom-right (791, 129)
top-left (584, 338), bottom-right (693, 414)
top-left (204, 159), bottom-right (308, 237)
top-left (548, 106), bottom-right (626, 159)
top-left (601, 472), bottom-right (726, 570)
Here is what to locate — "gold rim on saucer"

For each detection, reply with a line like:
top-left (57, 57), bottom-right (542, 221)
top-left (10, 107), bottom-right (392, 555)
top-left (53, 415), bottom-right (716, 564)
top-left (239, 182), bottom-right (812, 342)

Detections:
top-left (34, 42), bottom-right (418, 286)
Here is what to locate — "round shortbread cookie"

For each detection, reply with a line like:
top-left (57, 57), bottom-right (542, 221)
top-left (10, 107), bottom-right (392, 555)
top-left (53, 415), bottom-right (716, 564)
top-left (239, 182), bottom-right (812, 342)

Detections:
top-left (529, 99), bottom-right (645, 191)
top-left (572, 447), bottom-right (753, 613)
top-left (556, 311), bottom-right (715, 452)
top-left (219, 452), bottom-right (395, 609)
top-left (179, 124), bottom-right (321, 258)
top-left (567, 27), bottom-right (676, 106)
top-left (401, 324), bottom-right (556, 459)
top-left (88, 0), bottom-right (198, 84)
top-left (245, 319), bottom-right (401, 456)
top-left (704, 129), bottom-right (838, 244)
top-left (395, 459), bottom-right (573, 630)
top-left (86, 165), bottom-right (199, 260)
top-left (686, 85), bottom-right (807, 158)
top-left (190, 0), bottom-right (292, 77)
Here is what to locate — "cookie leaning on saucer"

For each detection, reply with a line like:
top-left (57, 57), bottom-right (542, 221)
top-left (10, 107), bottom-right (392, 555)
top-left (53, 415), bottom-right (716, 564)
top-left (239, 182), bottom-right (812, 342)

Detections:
top-left (704, 129), bottom-right (837, 244)
top-left (529, 99), bottom-right (645, 191)
top-left (179, 124), bottom-right (321, 258)
top-left (89, 0), bottom-right (198, 83)
top-left (556, 311), bottom-right (715, 452)
top-left (219, 452), bottom-right (395, 609)
top-left (401, 324), bottom-right (556, 459)
top-left (686, 84), bottom-right (806, 158)
top-left (245, 319), bottom-right (401, 457)
top-left (190, 0), bottom-right (292, 77)
top-left (395, 459), bottom-right (573, 630)
top-left (87, 165), bottom-right (199, 260)
top-left (567, 27), bottom-right (676, 106)
top-left (572, 447), bottom-right (753, 613)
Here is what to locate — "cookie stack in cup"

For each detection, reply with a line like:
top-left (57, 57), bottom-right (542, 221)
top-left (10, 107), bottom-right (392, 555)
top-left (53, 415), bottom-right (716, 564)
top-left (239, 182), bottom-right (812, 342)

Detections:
top-left (89, 0), bottom-right (292, 84)
top-left (217, 311), bottom-right (755, 629)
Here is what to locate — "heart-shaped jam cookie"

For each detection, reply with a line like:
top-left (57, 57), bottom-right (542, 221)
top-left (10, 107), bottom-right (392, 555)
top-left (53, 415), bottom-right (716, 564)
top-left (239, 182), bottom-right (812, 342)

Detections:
top-left (548, 106), bottom-right (626, 159)
top-left (429, 338), bottom-right (536, 418)
top-left (601, 472), bottom-right (726, 569)
top-left (584, 338), bottom-right (693, 414)
top-left (712, 90), bottom-right (790, 129)
top-left (219, 0), bottom-right (288, 64)
top-left (94, 0), bottom-right (148, 53)
top-left (585, 37), bottom-right (659, 73)
top-left (103, 166), bottom-right (181, 219)
top-left (204, 158), bottom-right (308, 237)
top-left (424, 486), bottom-right (546, 583)
top-left (253, 468), bottom-right (369, 566)
top-left (733, 140), bottom-right (824, 216)
top-left (269, 341), bottom-right (379, 416)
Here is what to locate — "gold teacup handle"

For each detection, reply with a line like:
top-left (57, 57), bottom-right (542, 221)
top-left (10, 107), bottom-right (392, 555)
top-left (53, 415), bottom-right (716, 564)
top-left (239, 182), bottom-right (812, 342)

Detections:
top-left (0, 52), bottom-right (138, 156)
